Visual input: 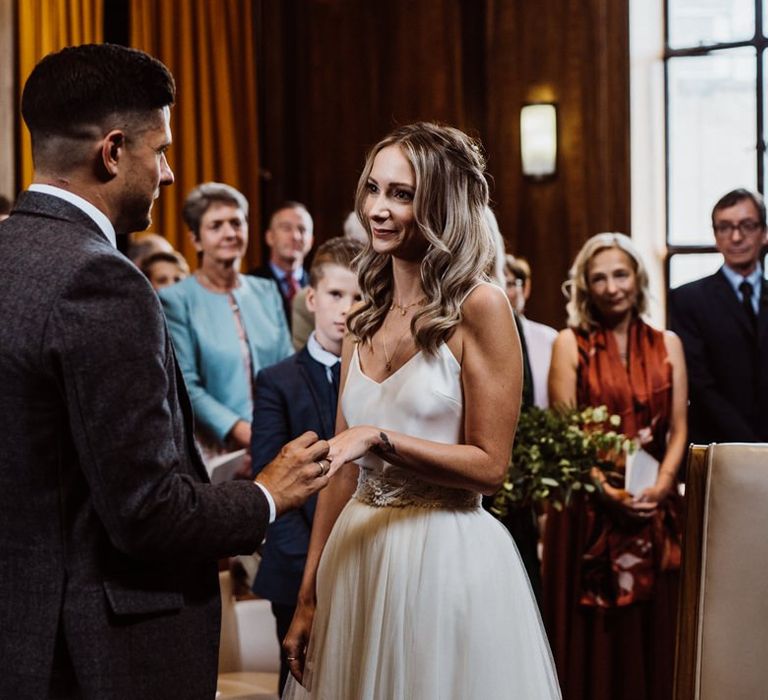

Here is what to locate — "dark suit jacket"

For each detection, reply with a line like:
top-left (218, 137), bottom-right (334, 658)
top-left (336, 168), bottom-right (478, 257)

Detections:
top-left (249, 263), bottom-right (309, 328)
top-left (670, 268), bottom-right (768, 444)
top-left (250, 347), bottom-right (336, 605)
top-left (0, 192), bottom-right (270, 699)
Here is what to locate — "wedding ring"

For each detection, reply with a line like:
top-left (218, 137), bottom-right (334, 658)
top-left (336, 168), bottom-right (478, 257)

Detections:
top-left (315, 459), bottom-right (330, 476)
top-left (286, 656), bottom-right (298, 661)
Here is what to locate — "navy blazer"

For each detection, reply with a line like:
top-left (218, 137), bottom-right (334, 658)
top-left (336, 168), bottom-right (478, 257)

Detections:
top-left (251, 346), bottom-right (337, 605)
top-left (249, 263), bottom-right (309, 328)
top-left (670, 268), bottom-right (768, 443)
top-left (0, 192), bottom-right (270, 698)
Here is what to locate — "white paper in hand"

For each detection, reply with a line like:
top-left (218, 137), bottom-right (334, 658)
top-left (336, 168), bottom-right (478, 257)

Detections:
top-left (207, 448), bottom-right (248, 484)
top-left (624, 447), bottom-right (659, 496)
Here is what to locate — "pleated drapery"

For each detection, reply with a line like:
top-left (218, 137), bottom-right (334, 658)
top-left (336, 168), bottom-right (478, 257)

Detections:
top-left (130, 0), bottom-right (261, 268)
top-left (17, 0), bottom-right (104, 189)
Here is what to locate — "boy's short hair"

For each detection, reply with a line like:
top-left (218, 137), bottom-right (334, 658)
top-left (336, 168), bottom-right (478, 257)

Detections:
top-left (140, 250), bottom-right (190, 277)
top-left (309, 237), bottom-right (363, 287)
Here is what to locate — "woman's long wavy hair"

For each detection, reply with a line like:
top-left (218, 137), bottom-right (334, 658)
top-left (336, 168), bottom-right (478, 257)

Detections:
top-left (563, 232), bottom-right (650, 331)
top-left (347, 122), bottom-right (495, 354)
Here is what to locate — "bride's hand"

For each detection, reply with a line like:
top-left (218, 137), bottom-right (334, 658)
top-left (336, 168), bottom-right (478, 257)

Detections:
top-left (283, 599), bottom-right (316, 684)
top-left (327, 426), bottom-right (382, 473)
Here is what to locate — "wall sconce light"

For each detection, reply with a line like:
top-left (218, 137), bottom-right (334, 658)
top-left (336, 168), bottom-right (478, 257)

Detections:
top-left (520, 103), bottom-right (557, 179)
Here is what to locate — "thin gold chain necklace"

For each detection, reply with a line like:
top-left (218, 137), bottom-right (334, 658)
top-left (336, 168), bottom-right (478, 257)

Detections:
top-left (390, 297), bottom-right (425, 317)
top-left (381, 310), bottom-right (413, 373)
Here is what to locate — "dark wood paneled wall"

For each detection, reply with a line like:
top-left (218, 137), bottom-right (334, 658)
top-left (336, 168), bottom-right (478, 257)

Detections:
top-left (257, 0), bottom-right (629, 328)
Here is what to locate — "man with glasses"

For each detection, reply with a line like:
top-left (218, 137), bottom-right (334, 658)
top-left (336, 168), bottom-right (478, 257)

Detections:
top-left (670, 188), bottom-right (768, 444)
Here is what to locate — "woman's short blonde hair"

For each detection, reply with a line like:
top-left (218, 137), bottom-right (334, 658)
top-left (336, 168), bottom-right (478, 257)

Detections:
top-left (563, 232), bottom-right (650, 330)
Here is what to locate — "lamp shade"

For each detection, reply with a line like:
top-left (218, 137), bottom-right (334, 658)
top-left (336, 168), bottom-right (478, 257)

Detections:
top-left (520, 104), bottom-right (557, 178)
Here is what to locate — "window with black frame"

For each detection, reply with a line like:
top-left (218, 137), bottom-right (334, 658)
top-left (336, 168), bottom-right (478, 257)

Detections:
top-left (665, 0), bottom-right (767, 289)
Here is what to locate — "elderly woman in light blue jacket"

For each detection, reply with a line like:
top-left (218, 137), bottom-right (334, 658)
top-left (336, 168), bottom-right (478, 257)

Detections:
top-left (160, 182), bottom-right (292, 458)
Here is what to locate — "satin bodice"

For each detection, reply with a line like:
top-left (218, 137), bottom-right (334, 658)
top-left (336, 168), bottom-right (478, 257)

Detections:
top-left (341, 344), bottom-right (480, 509)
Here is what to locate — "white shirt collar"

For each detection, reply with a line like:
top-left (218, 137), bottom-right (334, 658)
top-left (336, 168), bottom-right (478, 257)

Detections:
top-left (29, 184), bottom-right (117, 248)
top-left (307, 332), bottom-right (340, 368)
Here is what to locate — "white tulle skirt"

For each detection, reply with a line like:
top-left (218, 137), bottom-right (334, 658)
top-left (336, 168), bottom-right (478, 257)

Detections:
top-left (283, 498), bottom-right (561, 700)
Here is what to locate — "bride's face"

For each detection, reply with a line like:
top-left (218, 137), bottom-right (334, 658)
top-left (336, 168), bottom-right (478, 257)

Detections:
top-left (363, 145), bottom-right (427, 261)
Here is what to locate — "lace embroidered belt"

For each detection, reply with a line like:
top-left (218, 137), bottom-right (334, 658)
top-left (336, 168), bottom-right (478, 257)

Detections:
top-left (354, 469), bottom-right (481, 510)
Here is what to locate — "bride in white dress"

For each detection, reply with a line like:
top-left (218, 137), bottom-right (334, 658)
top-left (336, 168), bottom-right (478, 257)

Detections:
top-left (282, 122), bottom-right (561, 699)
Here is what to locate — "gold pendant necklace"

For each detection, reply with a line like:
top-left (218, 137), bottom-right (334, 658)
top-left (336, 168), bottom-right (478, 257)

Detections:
top-left (381, 310), bottom-right (412, 373)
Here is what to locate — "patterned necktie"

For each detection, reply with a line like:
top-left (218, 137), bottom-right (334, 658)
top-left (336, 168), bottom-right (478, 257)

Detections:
top-left (285, 274), bottom-right (300, 305)
top-left (739, 280), bottom-right (757, 328)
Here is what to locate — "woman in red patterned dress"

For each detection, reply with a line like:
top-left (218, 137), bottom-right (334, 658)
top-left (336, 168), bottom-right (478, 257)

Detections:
top-left (543, 233), bottom-right (688, 700)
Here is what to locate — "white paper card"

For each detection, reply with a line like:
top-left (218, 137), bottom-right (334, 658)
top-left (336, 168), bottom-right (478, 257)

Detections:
top-left (624, 447), bottom-right (659, 496)
top-left (207, 448), bottom-right (248, 484)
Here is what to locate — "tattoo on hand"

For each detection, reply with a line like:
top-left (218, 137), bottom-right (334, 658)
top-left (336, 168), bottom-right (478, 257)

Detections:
top-left (376, 431), bottom-right (396, 457)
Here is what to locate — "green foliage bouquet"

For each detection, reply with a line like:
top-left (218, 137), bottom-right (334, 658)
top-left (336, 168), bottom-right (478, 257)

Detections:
top-left (492, 404), bottom-right (634, 517)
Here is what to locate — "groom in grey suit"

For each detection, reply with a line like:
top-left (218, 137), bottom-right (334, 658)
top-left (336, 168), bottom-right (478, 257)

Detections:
top-left (0, 44), bottom-right (330, 699)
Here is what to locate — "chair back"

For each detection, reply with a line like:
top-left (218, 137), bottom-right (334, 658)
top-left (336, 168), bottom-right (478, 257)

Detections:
top-left (674, 443), bottom-right (768, 699)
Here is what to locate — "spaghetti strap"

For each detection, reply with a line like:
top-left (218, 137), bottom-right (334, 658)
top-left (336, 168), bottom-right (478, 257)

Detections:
top-left (459, 280), bottom-right (491, 307)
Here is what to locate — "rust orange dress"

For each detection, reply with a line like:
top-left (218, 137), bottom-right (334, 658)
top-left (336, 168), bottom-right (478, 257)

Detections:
top-left (541, 318), bottom-right (682, 700)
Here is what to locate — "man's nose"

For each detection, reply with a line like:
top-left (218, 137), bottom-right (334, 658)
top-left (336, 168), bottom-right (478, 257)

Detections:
top-left (160, 154), bottom-right (174, 186)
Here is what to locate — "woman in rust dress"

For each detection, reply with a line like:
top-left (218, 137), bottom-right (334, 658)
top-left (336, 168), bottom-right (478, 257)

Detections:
top-left (543, 233), bottom-right (688, 700)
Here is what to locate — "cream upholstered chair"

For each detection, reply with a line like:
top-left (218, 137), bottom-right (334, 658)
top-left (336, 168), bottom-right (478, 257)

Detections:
top-left (217, 571), bottom-right (280, 699)
top-left (674, 443), bottom-right (768, 700)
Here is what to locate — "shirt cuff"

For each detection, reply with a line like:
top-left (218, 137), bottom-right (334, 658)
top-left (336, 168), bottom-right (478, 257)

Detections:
top-left (254, 481), bottom-right (276, 523)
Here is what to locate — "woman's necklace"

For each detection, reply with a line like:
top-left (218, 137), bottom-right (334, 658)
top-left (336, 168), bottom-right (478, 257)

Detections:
top-left (390, 296), bottom-right (425, 317)
top-left (381, 312), bottom-right (411, 373)
top-left (381, 298), bottom-right (423, 372)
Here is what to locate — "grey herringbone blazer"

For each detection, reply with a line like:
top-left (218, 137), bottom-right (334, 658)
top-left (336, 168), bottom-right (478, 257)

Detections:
top-left (0, 191), bottom-right (269, 699)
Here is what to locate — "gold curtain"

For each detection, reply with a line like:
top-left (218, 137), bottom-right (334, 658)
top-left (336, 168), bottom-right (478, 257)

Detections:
top-left (130, 0), bottom-right (261, 268)
top-left (18, 0), bottom-right (104, 189)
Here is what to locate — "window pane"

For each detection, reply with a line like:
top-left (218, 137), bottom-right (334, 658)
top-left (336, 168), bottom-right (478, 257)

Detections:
top-left (668, 0), bottom-right (754, 49)
top-left (668, 49), bottom-right (756, 246)
top-left (669, 252), bottom-right (724, 288)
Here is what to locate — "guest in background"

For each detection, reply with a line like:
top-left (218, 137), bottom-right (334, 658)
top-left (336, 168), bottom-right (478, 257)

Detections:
top-left (342, 209), bottom-right (367, 244)
top-left (291, 215), bottom-right (365, 349)
top-left (251, 237), bottom-right (363, 693)
top-left (251, 201), bottom-right (314, 328)
top-left (127, 230), bottom-right (174, 267)
top-left (670, 188), bottom-right (768, 444)
top-left (0, 194), bottom-right (13, 222)
top-left (543, 233), bottom-right (687, 700)
top-left (141, 249), bottom-right (190, 291)
top-left (505, 255), bottom-right (558, 408)
top-left (161, 182), bottom-right (292, 459)
top-left (480, 211), bottom-right (542, 601)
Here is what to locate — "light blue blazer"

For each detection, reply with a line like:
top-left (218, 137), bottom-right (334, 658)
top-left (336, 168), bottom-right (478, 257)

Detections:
top-left (160, 275), bottom-right (292, 443)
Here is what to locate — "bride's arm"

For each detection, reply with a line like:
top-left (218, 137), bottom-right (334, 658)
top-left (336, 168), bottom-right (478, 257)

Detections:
top-left (327, 284), bottom-right (522, 496)
top-left (283, 335), bottom-right (360, 682)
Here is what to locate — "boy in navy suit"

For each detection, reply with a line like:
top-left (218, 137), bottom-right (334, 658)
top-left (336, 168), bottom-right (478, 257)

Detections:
top-left (251, 237), bottom-right (363, 691)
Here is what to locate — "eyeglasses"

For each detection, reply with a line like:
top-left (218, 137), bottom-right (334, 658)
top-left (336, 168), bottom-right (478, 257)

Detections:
top-left (713, 219), bottom-right (764, 236)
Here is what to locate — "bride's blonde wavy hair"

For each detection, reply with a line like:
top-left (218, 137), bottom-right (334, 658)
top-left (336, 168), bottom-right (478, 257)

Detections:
top-left (347, 122), bottom-right (495, 354)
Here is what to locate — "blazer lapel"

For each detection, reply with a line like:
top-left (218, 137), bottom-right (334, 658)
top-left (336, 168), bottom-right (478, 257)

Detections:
top-left (296, 348), bottom-right (335, 438)
top-left (758, 278), bottom-right (768, 347)
top-left (712, 269), bottom-right (756, 338)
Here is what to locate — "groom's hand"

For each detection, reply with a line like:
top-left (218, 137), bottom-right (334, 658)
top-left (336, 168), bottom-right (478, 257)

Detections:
top-left (255, 431), bottom-right (331, 516)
